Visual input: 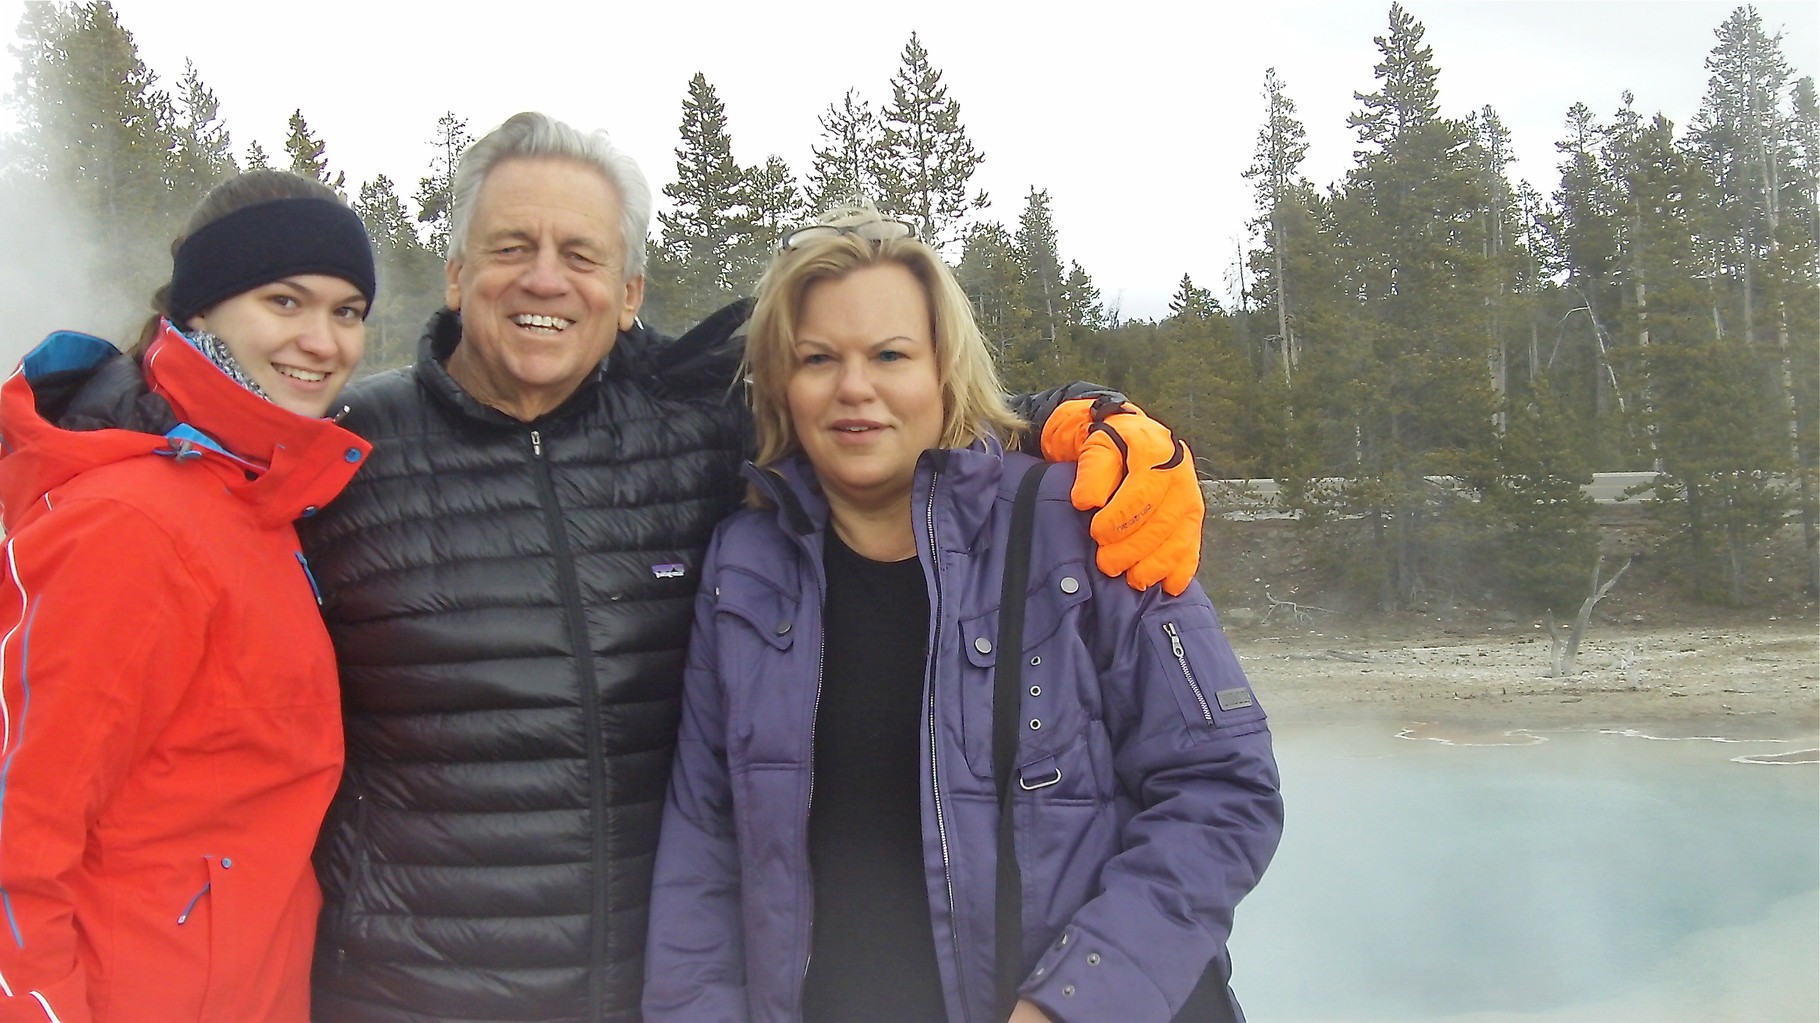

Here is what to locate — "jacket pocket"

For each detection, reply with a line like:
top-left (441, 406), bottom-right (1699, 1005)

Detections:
top-left (955, 559), bottom-right (1095, 779)
top-left (1141, 611), bottom-right (1267, 738)
top-left (195, 853), bottom-right (246, 1019)
top-left (712, 566), bottom-right (809, 765)
top-left (323, 792), bottom-right (373, 974)
top-left (713, 566), bottom-right (799, 655)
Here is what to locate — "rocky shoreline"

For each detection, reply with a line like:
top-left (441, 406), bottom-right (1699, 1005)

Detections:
top-left (1227, 614), bottom-right (1819, 747)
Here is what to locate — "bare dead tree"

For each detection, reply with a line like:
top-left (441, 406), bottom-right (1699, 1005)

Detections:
top-left (1261, 585), bottom-right (1331, 626)
top-left (1546, 554), bottom-right (1638, 677)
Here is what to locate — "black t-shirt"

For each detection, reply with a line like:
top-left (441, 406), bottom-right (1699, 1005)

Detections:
top-left (801, 529), bottom-right (948, 1023)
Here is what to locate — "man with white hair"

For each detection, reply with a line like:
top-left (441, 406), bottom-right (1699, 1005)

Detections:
top-left (301, 111), bottom-right (1203, 1022)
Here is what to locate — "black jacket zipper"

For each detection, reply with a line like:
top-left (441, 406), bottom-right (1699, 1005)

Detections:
top-left (529, 428), bottom-right (612, 1015)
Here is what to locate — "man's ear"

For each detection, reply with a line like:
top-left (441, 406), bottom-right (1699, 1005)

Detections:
top-left (444, 258), bottom-right (463, 311)
top-left (619, 273), bottom-right (646, 330)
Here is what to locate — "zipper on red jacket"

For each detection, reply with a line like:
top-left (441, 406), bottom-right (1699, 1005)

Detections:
top-left (295, 552), bottom-right (323, 606)
top-left (527, 426), bottom-right (611, 1016)
top-left (921, 464), bottom-right (975, 1022)
top-left (1164, 621), bottom-right (1214, 723)
top-left (176, 882), bottom-right (211, 924)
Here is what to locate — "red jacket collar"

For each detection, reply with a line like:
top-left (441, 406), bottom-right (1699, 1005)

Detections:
top-left (141, 324), bottom-right (372, 526)
top-left (0, 325), bottom-right (371, 530)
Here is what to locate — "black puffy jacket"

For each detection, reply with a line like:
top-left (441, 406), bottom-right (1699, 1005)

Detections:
top-left (303, 307), bottom-right (749, 1023)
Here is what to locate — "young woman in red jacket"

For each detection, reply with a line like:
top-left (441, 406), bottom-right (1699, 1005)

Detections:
top-left (0, 171), bottom-right (376, 1023)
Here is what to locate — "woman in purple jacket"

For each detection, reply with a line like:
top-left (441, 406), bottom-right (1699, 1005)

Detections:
top-left (644, 207), bottom-right (1283, 1023)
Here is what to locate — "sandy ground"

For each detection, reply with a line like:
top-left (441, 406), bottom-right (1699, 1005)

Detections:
top-left (1228, 613), bottom-right (1820, 746)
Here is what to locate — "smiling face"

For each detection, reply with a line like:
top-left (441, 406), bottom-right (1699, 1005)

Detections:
top-left (443, 157), bottom-right (644, 420)
top-left (787, 262), bottom-right (945, 517)
top-left (185, 274), bottom-right (367, 417)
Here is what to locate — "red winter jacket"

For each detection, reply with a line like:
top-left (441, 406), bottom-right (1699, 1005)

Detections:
top-left (0, 326), bottom-right (369, 1022)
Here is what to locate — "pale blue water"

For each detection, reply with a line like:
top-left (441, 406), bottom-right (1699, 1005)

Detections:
top-left (1229, 723), bottom-right (1819, 1022)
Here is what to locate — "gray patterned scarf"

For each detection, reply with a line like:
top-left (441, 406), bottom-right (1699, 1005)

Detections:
top-left (183, 328), bottom-right (271, 402)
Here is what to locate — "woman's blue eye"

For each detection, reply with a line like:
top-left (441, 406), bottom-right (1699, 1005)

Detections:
top-left (878, 350), bottom-right (904, 362)
top-left (801, 353), bottom-right (831, 366)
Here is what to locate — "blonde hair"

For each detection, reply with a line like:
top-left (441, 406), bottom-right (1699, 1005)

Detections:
top-left (745, 205), bottom-right (1024, 482)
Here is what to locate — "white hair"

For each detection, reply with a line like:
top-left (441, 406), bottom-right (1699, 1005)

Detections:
top-left (447, 111), bottom-right (650, 280)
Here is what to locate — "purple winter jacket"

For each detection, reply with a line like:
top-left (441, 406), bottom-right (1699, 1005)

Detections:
top-left (644, 444), bottom-right (1283, 1023)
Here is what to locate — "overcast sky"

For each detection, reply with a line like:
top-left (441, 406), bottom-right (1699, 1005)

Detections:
top-left (3, 0), bottom-right (1816, 326)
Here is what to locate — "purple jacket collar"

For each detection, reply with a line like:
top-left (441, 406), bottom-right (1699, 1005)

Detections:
top-left (743, 435), bottom-right (1016, 555)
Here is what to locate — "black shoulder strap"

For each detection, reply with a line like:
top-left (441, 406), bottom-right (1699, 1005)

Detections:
top-left (993, 459), bottom-right (1051, 1019)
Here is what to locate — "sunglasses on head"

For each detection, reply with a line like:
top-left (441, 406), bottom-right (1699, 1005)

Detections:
top-left (780, 218), bottom-right (918, 251)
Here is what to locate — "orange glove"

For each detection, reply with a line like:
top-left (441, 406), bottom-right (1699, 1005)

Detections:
top-left (1040, 397), bottom-right (1204, 595)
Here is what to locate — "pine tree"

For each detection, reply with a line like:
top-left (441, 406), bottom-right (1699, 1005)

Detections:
top-left (1788, 75), bottom-right (1820, 593)
top-left (1543, 100), bottom-right (1627, 443)
top-left (656, 73), bottom-right (749, 325)
top-left (1644, 335), bottom-right (1792, 605)
top-left (1468, 104), bottom-right (1531, 422)
top-left (354, 173), bottom-right (441, 370)
top-left (168, 59), bottom-right (235, 212)
top-left (956, 221), bottom-right (1032, 387)
top-left (1795, 77), bottom-right (1820, 251)
top-left (805, 89), bottom-right (887, 214)
top-left (414, 111), bottom-right (471, 258)
top-left (1688, 5), bottom-right (1794, 349)
top-left (879, 33), bottom-right (987, 251)
top-left (1015, 188), bottom-right (1066, 365)
top-left (245, 140), bottom-right (272, 171)
top-left (1304, 2), bottom-right (1499, 609)
top-left (1167, 274), bottom-right (1220, 320)
top-left (1061, 261), bottom-right (1103, 334)
top-left (5, 1), bottom-right (185, 318)
top-left (1602, 108), bottom-right (1791, 605)
top-left (729, 155), bottom-right (802, 295)
top-left (1155, 278), bottom-right (1251, 477)
top-left (285, 109), bottom-right (345, 195)
top-left (1473, 381), bottom-right (1600, 612)
top-left (354, 175), bottom-right (419, 257)
top-left (1243, 67), bottom-right (1311, 383)
top-left (1257, 184), bottom-right (1345, 483)
top-left (1687, 7), bottom-right (1812, 596)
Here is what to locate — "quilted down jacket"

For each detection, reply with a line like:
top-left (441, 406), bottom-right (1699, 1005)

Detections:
top-left (302, 308), bottom-right (749, 1023)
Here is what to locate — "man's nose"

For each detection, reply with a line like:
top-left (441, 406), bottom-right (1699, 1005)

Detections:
top-left (520, 248), bottom-right (570, 294)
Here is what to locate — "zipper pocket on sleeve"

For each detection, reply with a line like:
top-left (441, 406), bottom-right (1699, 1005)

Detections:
top-left (1163, 621), bottom-right (1215, 724)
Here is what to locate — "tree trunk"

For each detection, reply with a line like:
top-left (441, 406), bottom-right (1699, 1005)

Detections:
top-left (1548, 555), bottom-right (1635, 677)
top-left (1728, 505), bottom-right (1749, 606)
top-left (1273, 215), bottom-right (1293, 381)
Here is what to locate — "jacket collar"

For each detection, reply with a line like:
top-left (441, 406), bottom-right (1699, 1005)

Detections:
top-left (412, 307), bottom-right (656, 429)
top-left (0, 324), bottom-right (371, 530)
top-left (744, 436), bottom-right (1013, 556)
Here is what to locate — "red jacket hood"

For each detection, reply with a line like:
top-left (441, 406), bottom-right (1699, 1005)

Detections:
top-left (0, 323), bottom-right (372, 531)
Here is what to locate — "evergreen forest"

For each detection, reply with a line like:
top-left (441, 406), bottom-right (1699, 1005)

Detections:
top-left (4, 2), bottom-right (1814, 612)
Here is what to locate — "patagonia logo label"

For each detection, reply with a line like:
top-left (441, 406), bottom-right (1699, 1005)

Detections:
top-left (651, 563), bottom-right (687, 580)
top-left (1216, 688), bottom-right (1255, 712)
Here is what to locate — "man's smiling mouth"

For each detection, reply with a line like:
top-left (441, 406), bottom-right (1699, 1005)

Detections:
top-left (512, 314), bottom-right (575, 335)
